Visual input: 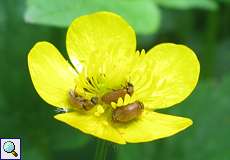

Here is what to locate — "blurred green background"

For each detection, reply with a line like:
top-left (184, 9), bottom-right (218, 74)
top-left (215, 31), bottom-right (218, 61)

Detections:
top-left (0, 0), bottom-right (230, 160)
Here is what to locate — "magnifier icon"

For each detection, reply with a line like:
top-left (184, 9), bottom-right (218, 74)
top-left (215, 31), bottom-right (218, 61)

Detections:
top-left (3, 141), bottom-right (18, 157)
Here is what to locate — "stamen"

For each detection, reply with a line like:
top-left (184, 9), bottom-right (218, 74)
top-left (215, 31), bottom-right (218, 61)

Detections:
top-left (111, 102), bottom-right (117, 109)
top-left (117, 97), bottom-right (124, 106)
top-left (87, 77), bottom-right (94, 87)
top-left (123, 94), bottom-right (131, 105)
top-left (110, 94), bottom-right (135, 109)
top-left (94, 105), bottom-right (105, 116)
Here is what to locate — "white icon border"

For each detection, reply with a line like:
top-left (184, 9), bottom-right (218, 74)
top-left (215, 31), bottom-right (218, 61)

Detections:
top-left (0, 138), bottom-right (21, 160)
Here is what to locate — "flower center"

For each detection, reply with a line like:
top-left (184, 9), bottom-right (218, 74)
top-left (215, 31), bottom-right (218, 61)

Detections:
top-left (68, 75), bottom-right (144, 122)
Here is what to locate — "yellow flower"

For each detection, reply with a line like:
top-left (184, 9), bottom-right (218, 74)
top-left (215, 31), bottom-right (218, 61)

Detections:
top-left (28, 12), bottom-right (200, 144)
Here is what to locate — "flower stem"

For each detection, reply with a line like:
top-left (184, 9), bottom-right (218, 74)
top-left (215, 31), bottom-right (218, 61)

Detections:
top-left (94, 139), bottom-right (108, 160)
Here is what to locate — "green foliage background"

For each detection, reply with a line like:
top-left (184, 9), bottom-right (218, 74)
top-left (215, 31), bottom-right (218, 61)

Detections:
top-left (0, 0), bottom-right (229, 159)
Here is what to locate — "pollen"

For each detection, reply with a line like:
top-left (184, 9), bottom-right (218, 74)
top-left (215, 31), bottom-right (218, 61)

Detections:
top-left (110, 94), bottom-right (135, 109)
top-left (94, 105), bottom-right (105, 117)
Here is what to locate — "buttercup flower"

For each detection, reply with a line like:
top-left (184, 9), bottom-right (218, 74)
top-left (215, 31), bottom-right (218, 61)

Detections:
top-left (28, 12), bottom-right (200, 144)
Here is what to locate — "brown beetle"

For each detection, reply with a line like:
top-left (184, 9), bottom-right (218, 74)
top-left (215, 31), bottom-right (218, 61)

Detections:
top-left (112, 101), bottom-right (144, 123)
top-left (102, 83), bottom-right (134, 104)
top-left (68, 90), bottom-right (98, 110)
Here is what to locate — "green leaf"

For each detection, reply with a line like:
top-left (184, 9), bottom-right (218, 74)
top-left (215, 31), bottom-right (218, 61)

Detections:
top-left (23, 147), bottom-right (49, 160)
top-left (117, 143), bottom-right (159, 160)
top-left (24, 0), bottom-right (160, 34)
top-left (154, 0), bottom-right (218, 10)
top-left (49, 121), bottom-right (91, 150)
top-left (215, 39), bottom-right (230, 77)
top-left (218, 0), bottom-right (230, 3)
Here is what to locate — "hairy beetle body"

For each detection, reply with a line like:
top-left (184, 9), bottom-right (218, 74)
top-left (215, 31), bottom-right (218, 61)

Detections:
top-left (69, 90), bottom-right (98, 110)
top-left (112, 101), bottom-right (144, 123)
top-left (102, 83), bottom-right (134, 104)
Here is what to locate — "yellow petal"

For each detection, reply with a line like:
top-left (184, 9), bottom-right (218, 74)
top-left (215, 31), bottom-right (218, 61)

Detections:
top-left (54, 112), bottom-right (126, 144)
top-left (28, 42), bottom-right (77, 108)
top-left (116, 111), bottom-right (192, 143)
top-left (132, 43), bottom-right (200, 109)
top-left (66, 11), bottom-right (136, 69)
